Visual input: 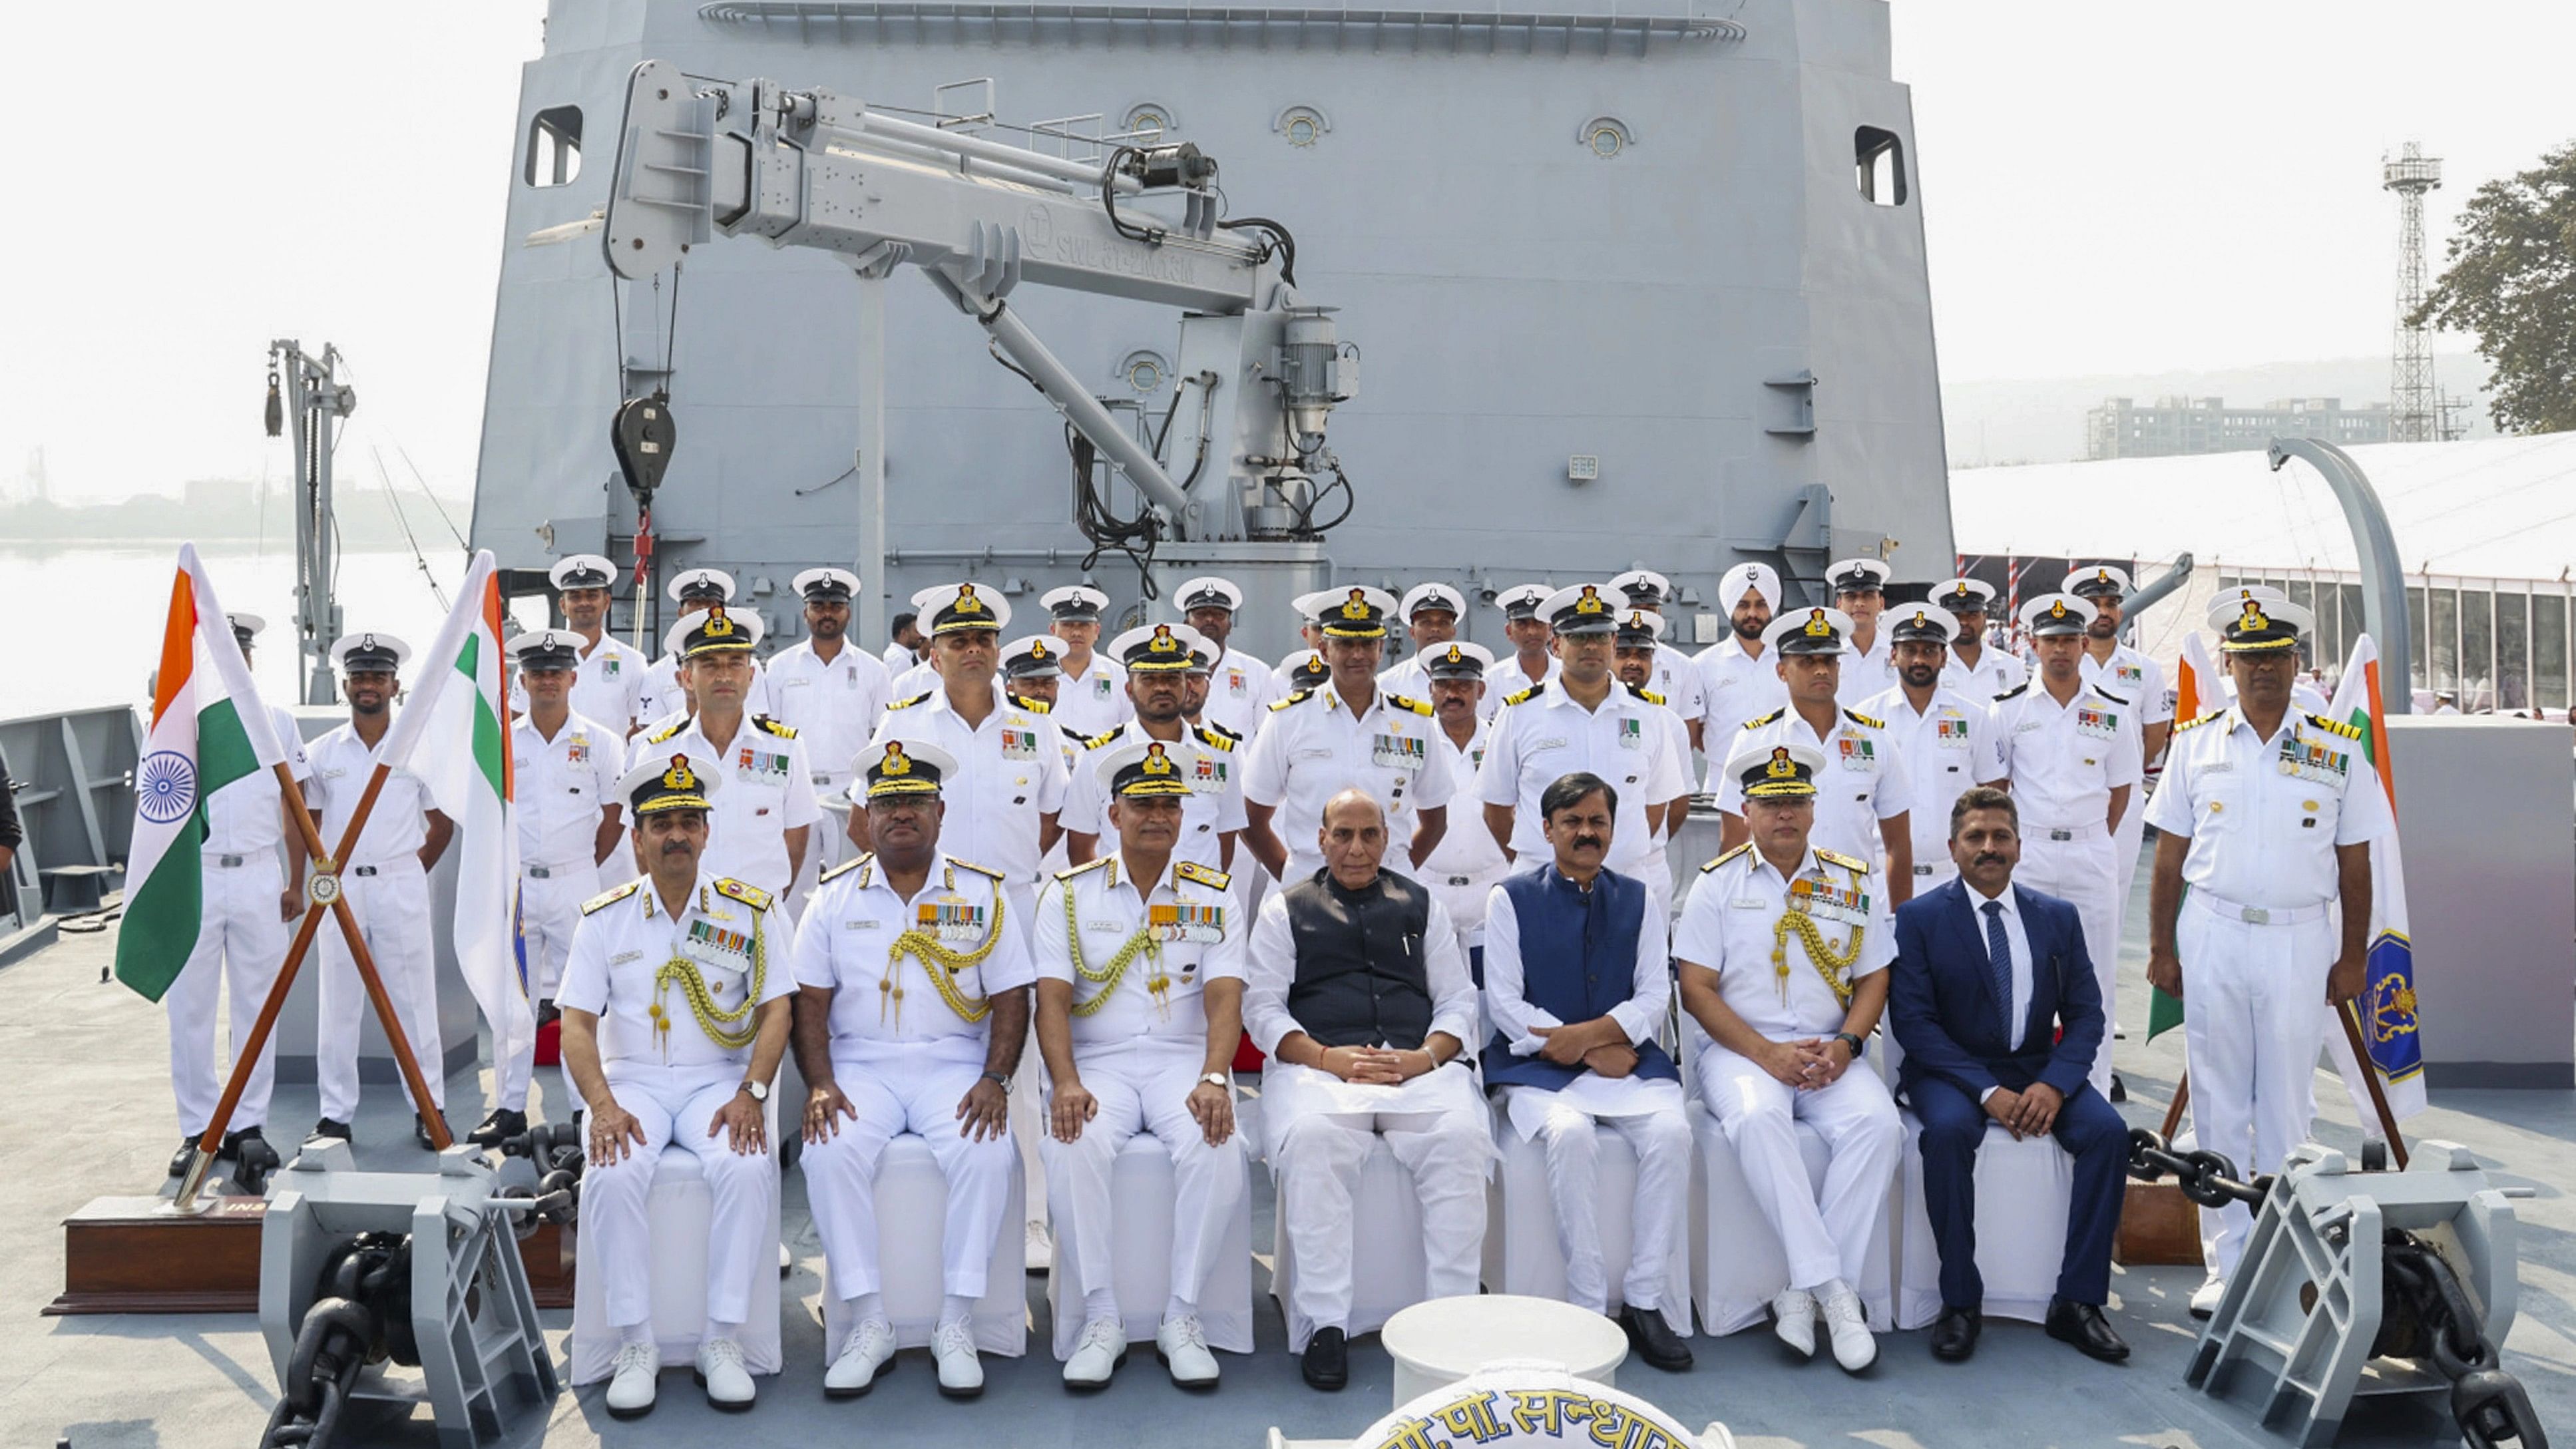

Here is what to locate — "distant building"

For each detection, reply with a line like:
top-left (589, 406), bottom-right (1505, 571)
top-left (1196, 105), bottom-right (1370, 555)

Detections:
top-left (182, 477), bottom-right (256, 513)
top-left (2085, 396), bottom-right (2394, 460)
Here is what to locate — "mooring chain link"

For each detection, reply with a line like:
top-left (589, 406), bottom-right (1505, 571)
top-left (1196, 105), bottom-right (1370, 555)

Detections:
top-left (2124, 1128), bottom-right (2272, 1209)
top-left (2384, 1232), bottom-right (2548, 1449)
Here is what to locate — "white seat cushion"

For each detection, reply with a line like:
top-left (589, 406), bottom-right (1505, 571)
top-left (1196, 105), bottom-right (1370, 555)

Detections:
top-left (1893, 1110), bottom-right (2077, 1328)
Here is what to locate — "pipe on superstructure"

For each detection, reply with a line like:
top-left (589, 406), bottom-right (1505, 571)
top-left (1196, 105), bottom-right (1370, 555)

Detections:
top-left (2267, 437), bottom-right (2413, 712)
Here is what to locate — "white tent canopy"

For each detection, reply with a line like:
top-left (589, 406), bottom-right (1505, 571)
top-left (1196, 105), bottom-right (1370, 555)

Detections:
top-left (1951, 433), bottom-right (2576, 584)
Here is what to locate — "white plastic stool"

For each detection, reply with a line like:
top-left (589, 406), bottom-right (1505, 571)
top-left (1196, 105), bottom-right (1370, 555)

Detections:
top-left (816, 1132), bottom-right (1028, 1357)
top-left (1044, 1133), bottom-right (1255, 1358)
top-left (1380, 1293), bottom-right (1627, 1406)
top-left (568, 1128), bottom-right (783, 1384)
top-left (1686, 1101), bottom-right (1892, 1335)
top-left (1268, 1133), bottom-right (1428, 1352)
top-left (1482, 1104), bottom-right (1691, 1336)
top-left (1893, 1112), bottom-right (2076, 1329)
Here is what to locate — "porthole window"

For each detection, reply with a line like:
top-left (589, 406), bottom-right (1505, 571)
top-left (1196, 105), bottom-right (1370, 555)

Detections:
top-left (1120, 349), bottom-right (1171, 395)
top-left (1275, 105), bottom-right (1330, 148)
top-left (1122, 101), bottom-right (1177, 139)
top-left (1582, 116), bottom-right (1633, 160)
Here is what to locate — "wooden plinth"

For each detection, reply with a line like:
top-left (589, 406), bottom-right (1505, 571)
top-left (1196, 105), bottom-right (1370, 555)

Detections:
top-left (49, 1195), bottom-right (576, 1315)
top-left (2113, 1181), bottom-right (2205, 1265)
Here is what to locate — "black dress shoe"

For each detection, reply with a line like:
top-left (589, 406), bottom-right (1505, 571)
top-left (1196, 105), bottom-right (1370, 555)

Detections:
top-left (415, 1113), bottom-right (448, 1149)
top-left (310, 1118), bottom-right (353, 1143)
top-left (1619, 1305), bottom-right (1694, 1372)
top-left (467, 1108), bottom-right (529, 1148)
top-left (168, 1135), bottom-right (204, 1177)
top-left (2044, 1298), bottom-right (2130, 1363)
top-left (1930, 1305), bottom-right (1981, 1362)
top-left (1301, 1327), bottom-right (1348, 1391)
top-left (2108, 1072), bottom-right (2128, 1104)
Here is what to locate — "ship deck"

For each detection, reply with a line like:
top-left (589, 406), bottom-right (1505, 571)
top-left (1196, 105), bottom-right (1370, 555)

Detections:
top-left (8, 872), bottom-right (2572, 1449)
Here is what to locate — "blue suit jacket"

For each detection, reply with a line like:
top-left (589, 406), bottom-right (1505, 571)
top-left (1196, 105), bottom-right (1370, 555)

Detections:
top-left (1889, 877), bottom-right (2104, 1103)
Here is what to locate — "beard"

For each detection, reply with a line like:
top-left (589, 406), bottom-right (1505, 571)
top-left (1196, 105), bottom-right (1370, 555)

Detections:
top-left (1733, 613), bottom-right (1767, 642)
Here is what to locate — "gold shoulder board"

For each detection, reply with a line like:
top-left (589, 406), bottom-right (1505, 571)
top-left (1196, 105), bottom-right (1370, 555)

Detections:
top-left (1842, 708), bottom-right (1886, 730)
top-left (889, 690), bottom-right (933, 711)
top-left (949, 857), bottom-right (1006, 880)
top-left (2306, 712), bottom-right (2364, 740)
top-left (1629, 683), bottom-right (1667, 706)
top-left (1504, 682), bottom-right (1548, 706)
top-left (1815, 848), bottom-right (1872, 875)
top-left (753, 714), bottom-right (798, 738)
top-left (1743, 708), bottom-right (1785, 729)
top-left (1053, 856), bottom-right (1115, 881)
top-left (818, 853), bottom-right (873, 885)
top-left (581, 880), bottom-right (642, 915)
top-left (1270, 689), bottom-right (1312, 712)
top-left (1174, 859), bottom-right (1233, 891)
top-left (714, 877), bottom-right (774, 911)
top-left (1702, 841), bottom-right (1755, 873)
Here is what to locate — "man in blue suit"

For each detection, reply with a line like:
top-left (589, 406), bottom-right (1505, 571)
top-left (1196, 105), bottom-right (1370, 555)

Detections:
top-left (1890, 786), bottom-right (2129, 1364)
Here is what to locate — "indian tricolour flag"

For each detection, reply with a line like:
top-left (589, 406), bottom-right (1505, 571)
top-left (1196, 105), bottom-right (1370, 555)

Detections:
top-left (384, 551), bottom-right (533, 1081)
top-left (2144, 628), bottom-right (2222, 1044)
top-left (116, 546), bottom-right (294, 1001)
top-left (2321, 634), bottom-right (2427, 1125)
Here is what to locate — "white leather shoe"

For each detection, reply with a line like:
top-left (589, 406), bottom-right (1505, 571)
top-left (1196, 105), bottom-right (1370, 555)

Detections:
top-left (934, 1319), bottom-right (984, 1397)
top-left (605, 1341), bottom-right (658, 1418)
top-left (1157, 1315), bottom-right (1221, 1388)
top-left (2190, 1274), bottom-right (2227, 1320)
top-left (1062, 1317), bottom-right (1127, 1388)
top-left (694, 1337), bottom-right (755, 1410)
top-left (1025, 1219), bottom-right (1054, 1273)
top-left (825, 1317), bottom-right (897, 1398)
top-left (1820, 1283), bottom-right (1876, 1372)
top-left (1771, 1289), bottom-right (1817, 1358)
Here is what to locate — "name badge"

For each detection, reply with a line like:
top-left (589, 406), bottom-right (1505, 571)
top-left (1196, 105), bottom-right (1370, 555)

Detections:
top-left (1729, 898), bottom-right (1766, 911)
top-left (610, 948), bottom-right (645, 964)
top-left (1001, 727), bottom-right (1040, 761)
top-left (844, 920), bottom-right (883, 931)
top-left (1371, 733), bottom-right (1426, 771)
top-left (918, 899), bottom-right (987, 944)
top-left (1527, 735), bottom-right (1568, 753)
top-left (1150, 903), bottom-right (1225, 944)
top-left (1295, 747), bottom-right (1333, 761)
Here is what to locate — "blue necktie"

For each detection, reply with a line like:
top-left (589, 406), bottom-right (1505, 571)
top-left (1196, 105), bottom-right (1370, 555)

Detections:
top-left (1982, 899), bottom-right (2015, 1043)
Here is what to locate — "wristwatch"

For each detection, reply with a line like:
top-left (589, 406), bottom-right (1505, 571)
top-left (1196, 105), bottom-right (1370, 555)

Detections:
top-left (740, 1079), bottom-right (769, 1103)
top-left (1199, 1072), bottom-right (1231, 1090)
top-left (1832, 1032), bottom-right (1867, 1061)
top-left (980, 1070), bottom-right (1012, 1093)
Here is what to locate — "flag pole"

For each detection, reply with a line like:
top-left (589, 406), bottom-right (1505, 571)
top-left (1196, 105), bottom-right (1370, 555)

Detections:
top-left (173, 759), bottom-right (454, 1211)
top-left (2338, 1002), bottom-right (2410, 1169)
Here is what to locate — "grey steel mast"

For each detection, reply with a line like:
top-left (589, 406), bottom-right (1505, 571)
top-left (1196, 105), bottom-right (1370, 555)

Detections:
top-left (265, 341), bottom-right (355, 705)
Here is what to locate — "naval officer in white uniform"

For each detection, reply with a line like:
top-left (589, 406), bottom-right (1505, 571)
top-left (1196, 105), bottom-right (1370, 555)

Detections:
top-left (1060, 622), bottom-right (1245, 875)
top-left (1035, 740), bottom-right (1249, 1389)
top-left (1856, 605), bottom-right (2008, 895)
top-left (1041, 584), bottom-right (1132, 741)
top-left (1826, 558), bottom-right (1900, 707)
top-left (560, 749), bottom-right (793, 1417)
top-left (1414, 642), bottom-right (1510, 964)
top-left (307, 632), bottom-right (455, 1147)
top-left (1678, 739), bottom-right (1902, 1374)
top-left (1716, 606), bottom-right (1917, 903)
top-left (2147, 594), bottom-right (2391, 1315)
top-left (637, 568), bottom-right (774, 727)
top-left (1245, 787), bottom-right (1490, 1390)
top-left (767, 566), bottom-right (895, 911)
top-left (1482, 584), bottom-right (1560, 723)
top-left (1608, 569), bottom-right (1711, 753)
top-left (1376, 581), bottom-right (1468, 702)
top-left (1174, 574), bottom-right (1279, 740)
top-left (1928, 577), bottom-right (2028, 700)
top-left (635, 606), bottom-right (818, 913)
top-left (1694, 561), bottom-right (1791, 737)
top-left (163, 613), bottom-right (310, 1181)
top-left (483, 629), bottom-right (626, 1145)
top-left (796, 739), bottom-right (1033, 1399)
top-left (544, 554), bottom-right (649, 735)
top-left (1992, 592), bottom-right (2142, 1096)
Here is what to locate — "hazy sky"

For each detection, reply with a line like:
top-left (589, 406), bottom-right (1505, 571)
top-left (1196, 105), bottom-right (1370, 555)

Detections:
top-left (5, 1), bottom-right (2569, 504)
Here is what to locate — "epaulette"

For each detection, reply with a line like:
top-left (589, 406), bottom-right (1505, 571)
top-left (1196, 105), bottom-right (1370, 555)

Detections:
top-left (1387, 692), bottom-right (1434, 717)
top-left (642, 717), bottom-right (686, 743)
top-left (2088, 686), bottom-right (2130, 707)
top-left (1174, 860), bottom-right (1233, 891)
top-left (1053, 856), bottom-right (1115, 881)
top-left (1270, 689), bottom-right (1313, 712)
top-left (581, 880), bottom-right (642, 915)
top-left (1701, 841), bottom-right (1755, 873)
top-left (1008, 694), bottom-right (1052, 715)
top-left (2306, 712), bottom-right (2364, 741)
top-left (1504, 682), bottom-right (1548, 706)
top-left (1816, 847), bottom-right (1872, 875)
top-left (888, 690), bottom-right (933, 711)
top-left (1082, 727), bottom-right (1125, 750)
top-left (1742, 708), bottom-right (1786, 729)
top-left (1191, 724), bottom-right (1238, 753)
top-left (2176, 708), bottom-right (2227, 732)
top-left (1994, 684), bottom-right (2030, 702)
top-left (713, 877), bottom-right (773, 912)
top-left (948, 857), bottom-right (1006, 880)
top-left (1842, 708), bottom-right (1886, 730)
top-left (1202, 718), bottom-right (1245, 742)
top-left (1626, 683), bottom-right (1665, 706)
top-left (753, 714), bottom-right (797, 739)
top-left (818, 853), bottom-right (873, 885)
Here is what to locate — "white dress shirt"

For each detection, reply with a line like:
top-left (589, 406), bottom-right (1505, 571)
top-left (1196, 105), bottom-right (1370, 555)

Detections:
top-left (2145, 706), bottom-right (2394, 909)
top-left (1991, 678), bottom-right (2145, 833)
top-left (1481, 652), bottom-right (1560, 722)
top-left (1648, 643), bottom-right (1707, 733)
top-left (306, 722), bottom-right (431, 867)
top-left (1418, 720), bottom-right (1510, 942)
top-left (1198, 645), bottom-right (1279, 741)
top-left (1714, 704), bottom-right (1912, 867)
top-left (204, 704), bottom-right (312, 855)
top-left (1693, 636), bottom-right (1790, 737)
top-left (1950, 640), bottom-right (2028, 702)
top-left (1856, 684), bottom-right (2008, 873)
top-left (1836, 632), bottom-right (1901, 708)
top-left (511, 710), bottom-right (626, 867)
top-left (870, 689), bottom-right (1070, 891)
top-left (1960, 879), bottom-right (2034, 1057)
top-left (1243, 686), bottom-right (1458, 883)
top-left (1050, 654), bottom-right (1134, 741)
top-left (1036, 853), bottom-right (1245, 1056)
top-left (790, 853), bottom-right (1034, 1064)
top-left (765, 638), bottom-right (896, 786)
top-left (1672, 845), bottom-right (1894, 1041)
top-left (2082, 644), bottom-right (2173, 726)
top-left (635, 712), bottom-right (821, 900)
top-left (558, 870), bottom-right (795, 1079)
top-left (1057, 721), bottom-right (1248, 873)
top-left (1475, 680), bottom-right (1687, 877)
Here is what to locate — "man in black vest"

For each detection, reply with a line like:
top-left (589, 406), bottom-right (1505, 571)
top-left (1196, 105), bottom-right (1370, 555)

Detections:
top-left (1245, 788), bottom-right (1490, 1391)
top-left (1482, 771), bottom-right (1693, 1370)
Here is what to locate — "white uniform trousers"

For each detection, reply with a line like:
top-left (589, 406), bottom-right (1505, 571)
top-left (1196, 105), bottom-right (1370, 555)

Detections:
top-left (316, 859), bottom-right (443, 1122)
top-left (2013, 827), bottom-right (2121, 1094)
top-left (1269, 1062), bottom-right (1489, 1339)
top-left (1510, 1090), bottom-right (1692, 1317)
top-left (1910, 857), bottom-right (1959, 895)
top-left (1694, 1044), bottom-right (1902, 1294)
top-left (1042, 1046), bottom-right (1248, 1313)
top-left (500, 861), bottom-right (599, 1113)
top-left (803, 1049), bottom-right (1016, 1303)
top-left (2110, 803), bottom-right (2148, 958)
top-left (168, 854), bottom-right (288, 1134)
top-left (2179, 897), bottom-right (2336, 1277)
top-left (583, 1065), bottom-right (779, 1331)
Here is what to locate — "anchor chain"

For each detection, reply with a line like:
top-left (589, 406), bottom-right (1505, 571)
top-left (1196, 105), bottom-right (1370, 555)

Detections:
top-left (2382, 1231), bottom-right (2547, 1449)
top-left (2124, 1128), bottom-right (2272, 1209)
